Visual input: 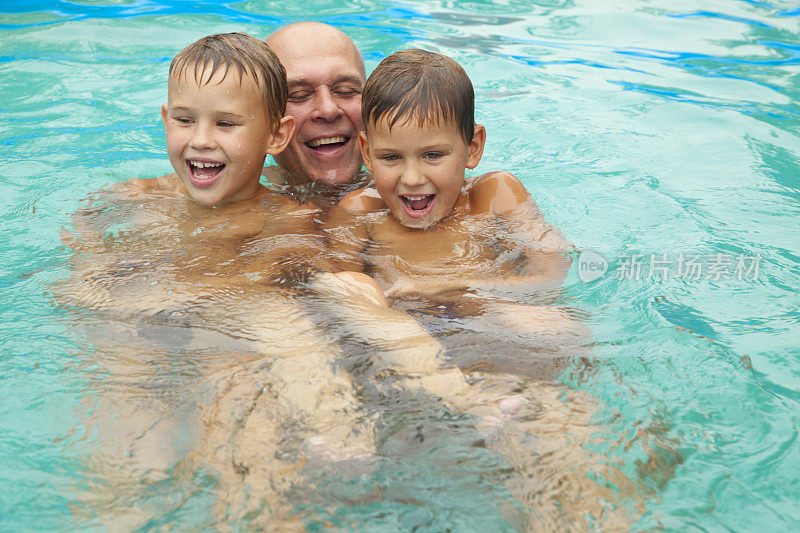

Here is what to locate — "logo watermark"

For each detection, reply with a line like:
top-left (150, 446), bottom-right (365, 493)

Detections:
top-left (577, 251), bottom-right (761, 283)
top-left (577, 250), bottom-right (608, 283)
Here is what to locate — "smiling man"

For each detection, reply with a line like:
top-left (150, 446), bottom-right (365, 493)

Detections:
top-left (263, 23), bottom-right (369, 203)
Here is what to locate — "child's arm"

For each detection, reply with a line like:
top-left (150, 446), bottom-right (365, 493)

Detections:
top-left (323, 187), bottom-right (383, 273)
top-left (474, 170), bottom-right (574, 288)
top-left (486, 171), bottom-right (573, 282)
top-left (63, 175), bottom-right (181, 256)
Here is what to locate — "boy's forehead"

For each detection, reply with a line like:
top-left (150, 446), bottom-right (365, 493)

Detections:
top-left (166, 65), bottom-right (267, 118)
top-left (169, 62), bottom-right (260, 91)
top-left (370, 112), bottom-right (459, 136)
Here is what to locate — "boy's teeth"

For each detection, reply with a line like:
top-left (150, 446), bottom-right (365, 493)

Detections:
top-left (190, 161), bottom-right (223, 168)
top-left (307, 136), bottom-right (346, 147)
top-left (402, 194), bottom-right (434, 211)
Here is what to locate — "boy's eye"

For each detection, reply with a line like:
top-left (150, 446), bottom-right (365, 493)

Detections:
top-left (379, 153), bottom-right (401, 162)
top-left (217, 120), bottom-right (236, 128)
top-left (174, 116), bottom-right (193, 124)
top-left (423, 152), bottom-right (443, 160)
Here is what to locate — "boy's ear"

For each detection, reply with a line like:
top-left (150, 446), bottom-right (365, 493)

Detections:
top-left (161, 104), bottom-right (168, 127)
top-left (465, 124), bottom-right (486, 169)
top-left (358, 131), bottom-right (373, 173)
top-left (265, 115), bottom-right (296, 156)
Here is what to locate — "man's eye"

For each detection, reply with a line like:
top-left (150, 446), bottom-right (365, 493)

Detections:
top-left (334, 88), bottom-right (359, 98)
top-left (288, 92), bottom-right (311, 103)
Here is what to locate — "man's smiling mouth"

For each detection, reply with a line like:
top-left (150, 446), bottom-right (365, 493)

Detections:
top-left (305, 136), bottom-right (348, 153)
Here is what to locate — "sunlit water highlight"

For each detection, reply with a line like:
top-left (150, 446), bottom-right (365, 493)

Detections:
top-left (1, 0), bottom-right (799, 530)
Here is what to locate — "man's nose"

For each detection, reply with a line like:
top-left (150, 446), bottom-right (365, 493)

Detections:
top-left (189, 123), bottom-right (215, 150)
top-left (312, 87), bottom-right (343, 122)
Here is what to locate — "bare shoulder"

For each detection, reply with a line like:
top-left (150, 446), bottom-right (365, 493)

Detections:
top-left (468, 171), bottom-right (531, 215)
top-left (127, 173), bottom-right (181, 194)
top-left (338, 187), bottom-right (386, 215)
top-left (471, 172), bottom-right (573, 251)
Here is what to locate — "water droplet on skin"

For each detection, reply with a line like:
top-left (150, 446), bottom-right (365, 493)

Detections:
top-left (251, 114), bottom-right (255, 120)
top-left (226, 89), bottom-right (230, 94)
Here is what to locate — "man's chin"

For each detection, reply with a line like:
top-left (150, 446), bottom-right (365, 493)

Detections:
top-left (274, 151), bottom-right (363, 185)
top-left (314, 166), bottom-right (362, 184)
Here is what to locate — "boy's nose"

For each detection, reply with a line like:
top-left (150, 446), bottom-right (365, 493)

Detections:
top-left (189, 124), bottom-right (216, 150)
top-left (400, 163), bottom-right (426, 187)
top-left (312, 87), bottom-right (343, 122)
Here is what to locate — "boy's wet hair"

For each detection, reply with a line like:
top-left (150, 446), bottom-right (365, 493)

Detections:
top-left (362, 49), bottom-right (475, 144)
top-left (169, 32), bottom-right (287, 127)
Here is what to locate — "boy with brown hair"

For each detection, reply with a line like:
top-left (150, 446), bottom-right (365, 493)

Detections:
top-left (321, 50), bottom-right (630, 528)
top-left (327, 48), bottom-right (577, 334)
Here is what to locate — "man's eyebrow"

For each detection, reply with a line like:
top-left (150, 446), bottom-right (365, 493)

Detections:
top-left (333, 75), bottom-right (364, 86)
top-left (286, 78), bottom-right (310, 88)
top-left (287, 75), bottom-right (364, 87)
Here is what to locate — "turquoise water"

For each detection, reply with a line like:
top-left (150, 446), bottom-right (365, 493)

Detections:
top-left (2, 0), bottom-right (799, 530)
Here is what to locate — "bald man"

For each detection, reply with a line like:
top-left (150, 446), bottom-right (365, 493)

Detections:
top-left (263, 23), bottom-right (369, 203)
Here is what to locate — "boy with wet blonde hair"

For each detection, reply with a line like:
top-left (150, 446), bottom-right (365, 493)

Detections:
top-left (327, 49), bottom-right (576, 332)
top-left (62, 34), bottom-right (380, 524)
top-left (142, 32), bottom-right (293, 207)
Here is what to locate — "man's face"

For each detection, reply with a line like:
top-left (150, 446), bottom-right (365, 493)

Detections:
top-left (271, 37), bottom-right (365, 184)
top-left (162, 67), bottom-right (274, 207)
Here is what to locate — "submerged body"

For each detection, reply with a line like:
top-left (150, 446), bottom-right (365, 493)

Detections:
top-left (66, 179), bottom-right (330, 290)
top-left (61, 37), bottom-right (627, 529)
top-left (318, 48), bottom-right (633, 527)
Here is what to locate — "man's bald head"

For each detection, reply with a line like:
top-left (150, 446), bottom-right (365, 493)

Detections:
top-left (266, 23), bottom-right (366, 185)
top-left (267, 22), bottom-right (365, 79)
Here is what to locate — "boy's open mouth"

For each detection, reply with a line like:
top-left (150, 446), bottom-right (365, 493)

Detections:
top-left (305, 136), bottom-right (348, 154)
top-left (400, 194), bottom-right (435, 218)
top-left (188, 160), bottom-right (225, 188)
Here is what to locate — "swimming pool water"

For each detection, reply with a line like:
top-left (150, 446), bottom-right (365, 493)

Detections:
top-left (1, 0), bottom-right (799, 530)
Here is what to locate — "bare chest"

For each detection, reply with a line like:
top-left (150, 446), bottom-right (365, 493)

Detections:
top-left (365, 216), bottom-right (525, 282)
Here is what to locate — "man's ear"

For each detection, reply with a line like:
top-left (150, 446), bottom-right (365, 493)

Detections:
top-left (358, 131), bottom-right (373, 172)
top-left (265, 115), bottom-right (296, 156)
top-left (465, 124), bottom-right (486, 169)
top-left (161, 104), bottom-right (168, 127)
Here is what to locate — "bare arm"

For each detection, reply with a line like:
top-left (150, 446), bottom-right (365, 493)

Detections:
top-left (64, 175), bottom-right (180, 247)
top-left (323, 187), bottom-right (382, 273)
top-left (482, 171), bottom-right (574, 288)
